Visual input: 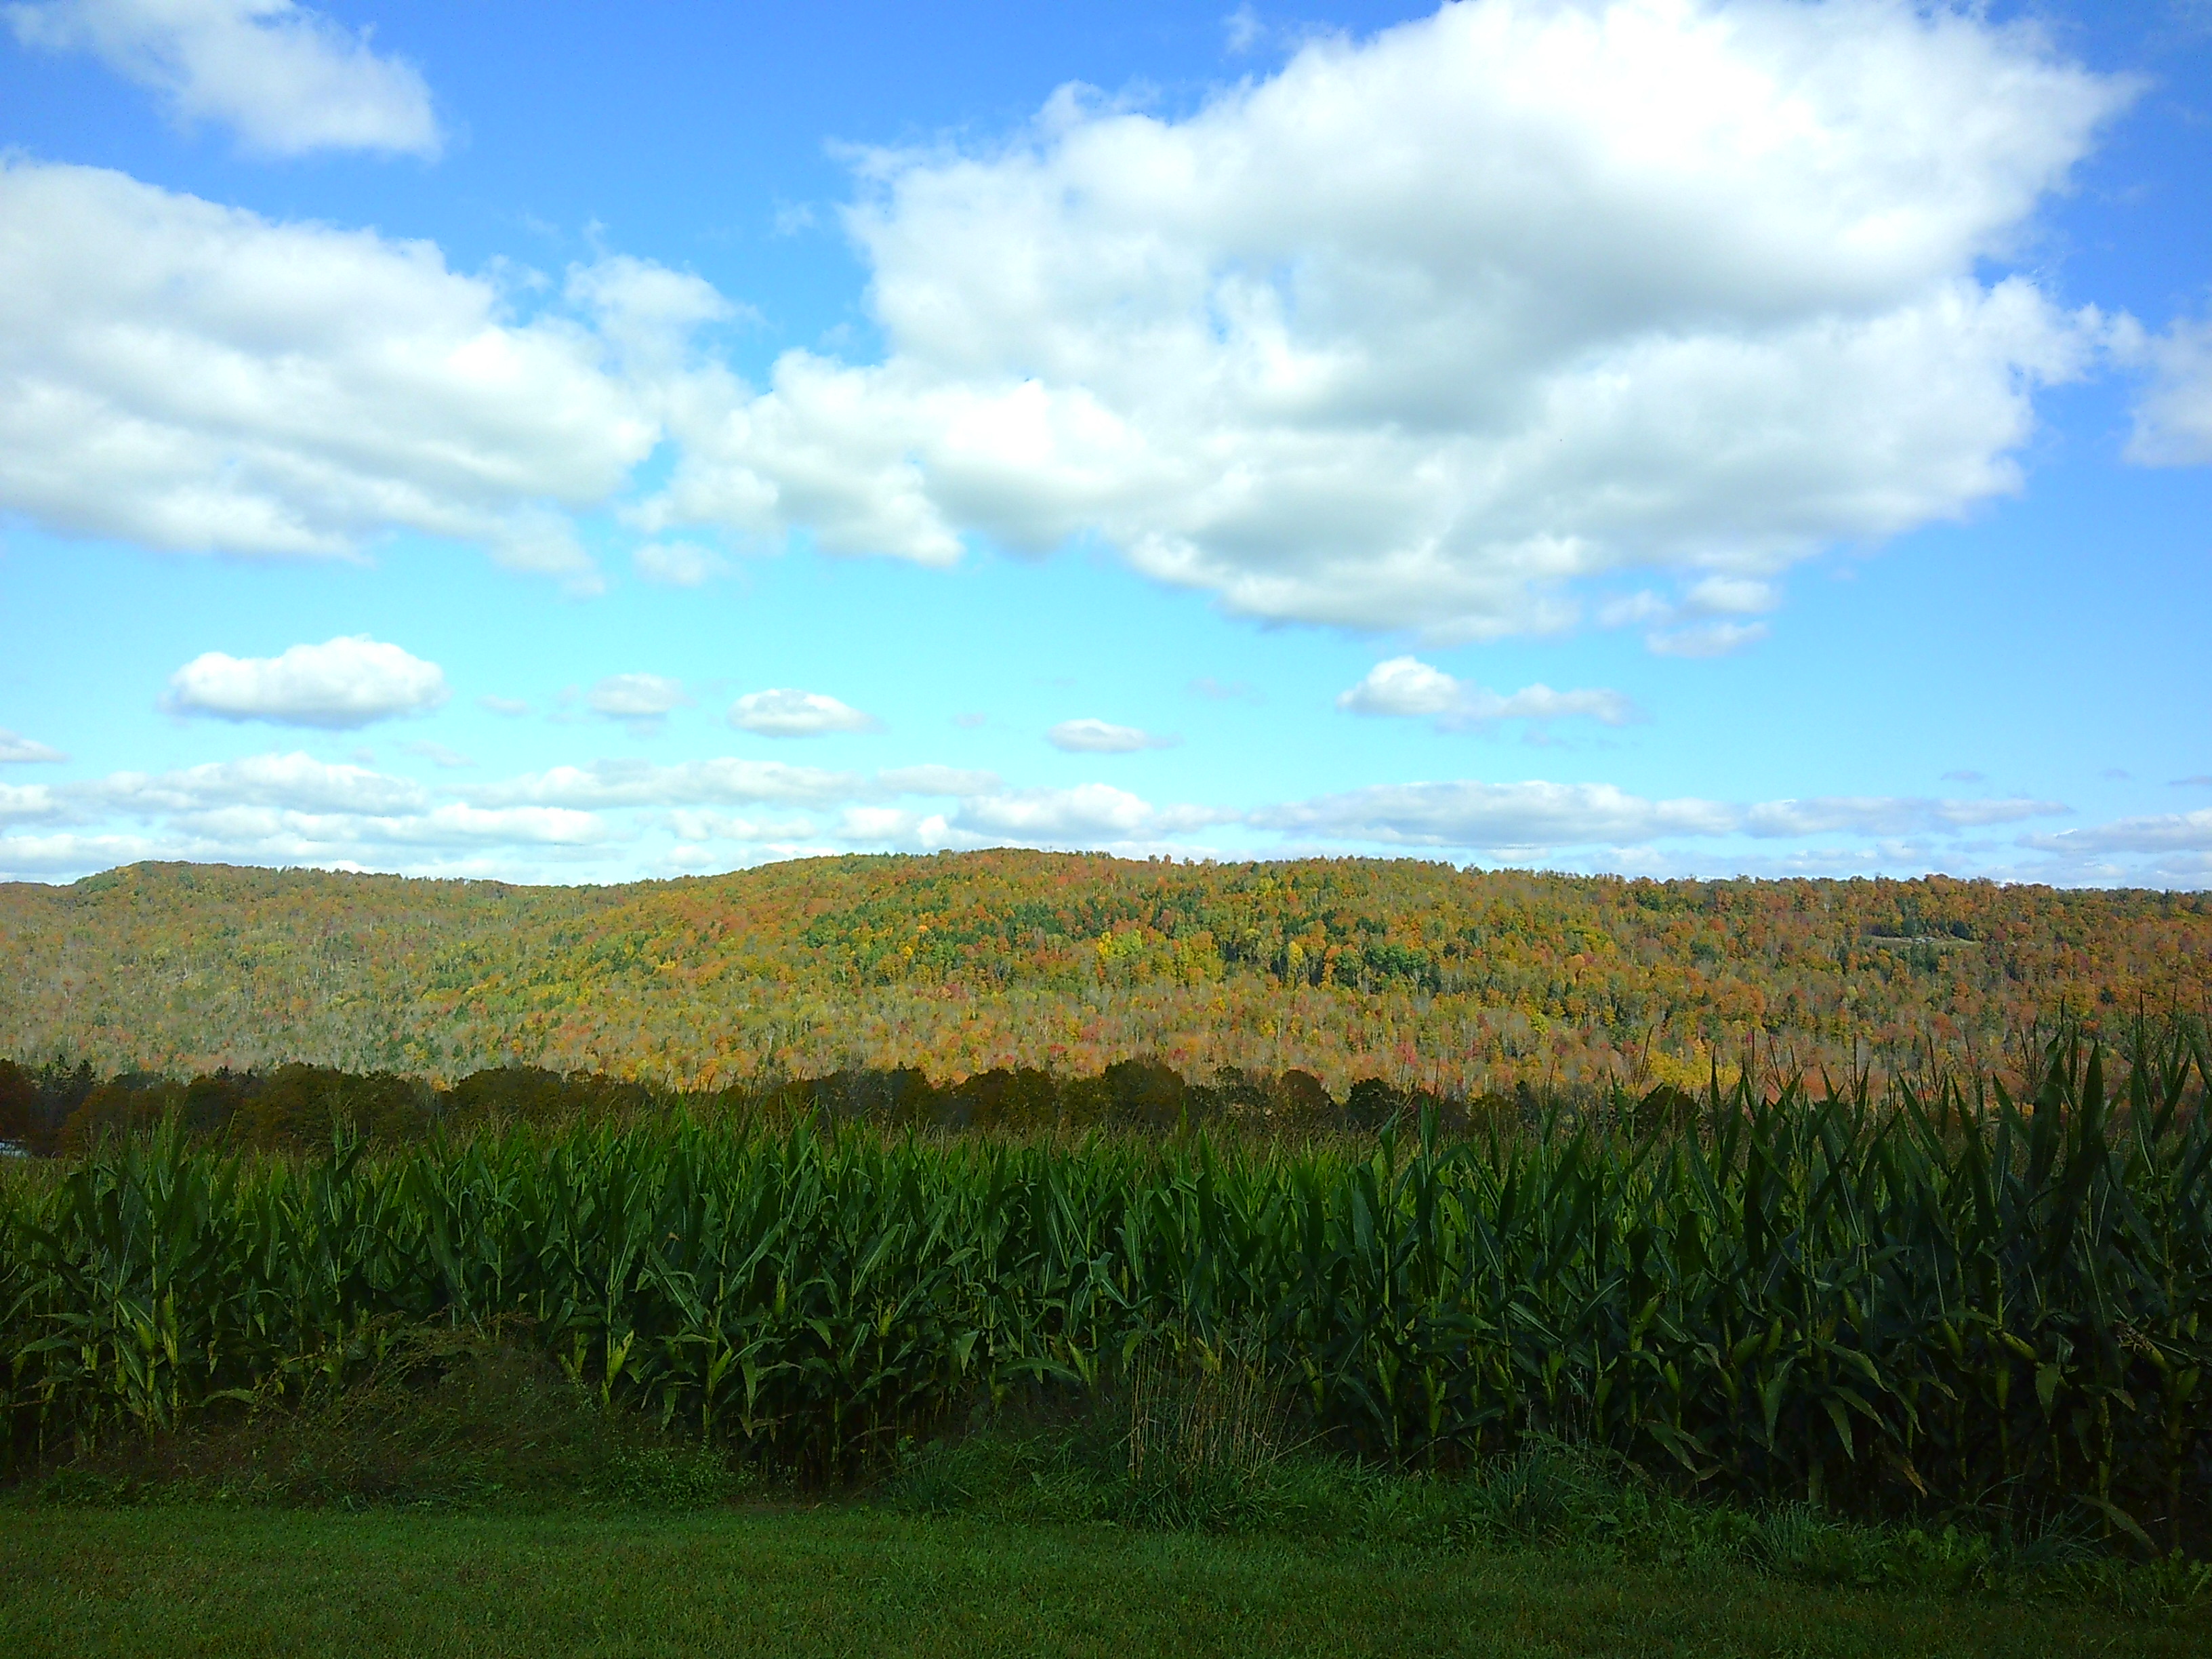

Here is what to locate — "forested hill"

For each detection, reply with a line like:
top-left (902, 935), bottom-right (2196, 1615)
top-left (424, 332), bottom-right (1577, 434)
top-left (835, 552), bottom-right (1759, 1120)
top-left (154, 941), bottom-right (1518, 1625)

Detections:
top-left (1, 854), bottom-right (2206, 1093)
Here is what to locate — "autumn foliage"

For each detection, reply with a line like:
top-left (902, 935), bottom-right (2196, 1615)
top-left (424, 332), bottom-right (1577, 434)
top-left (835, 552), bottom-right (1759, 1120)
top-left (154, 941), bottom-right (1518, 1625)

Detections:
top-left (1, 853), bottom-right (2205, 1099)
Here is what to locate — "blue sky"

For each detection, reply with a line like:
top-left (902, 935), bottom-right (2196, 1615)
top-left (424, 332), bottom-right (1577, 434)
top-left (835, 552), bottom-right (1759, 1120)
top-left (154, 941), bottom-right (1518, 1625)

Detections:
top-left (1, 0), bottom-right (2209, 887)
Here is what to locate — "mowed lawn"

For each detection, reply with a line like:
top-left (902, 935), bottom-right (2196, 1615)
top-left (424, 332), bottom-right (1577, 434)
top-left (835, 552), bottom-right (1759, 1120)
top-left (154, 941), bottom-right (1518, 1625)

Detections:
top-left (1, 1504), bottom-right (2205, 1658)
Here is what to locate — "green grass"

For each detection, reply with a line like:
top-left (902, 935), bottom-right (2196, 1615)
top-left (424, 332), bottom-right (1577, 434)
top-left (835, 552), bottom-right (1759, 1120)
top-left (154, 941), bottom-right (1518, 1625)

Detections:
top-left (1, 1502), bottom-right (2206, 1659)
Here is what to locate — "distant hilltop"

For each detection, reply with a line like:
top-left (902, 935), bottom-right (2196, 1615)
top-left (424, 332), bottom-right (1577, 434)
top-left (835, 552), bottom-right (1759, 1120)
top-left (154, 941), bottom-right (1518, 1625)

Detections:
top-left (1, 853), bottom-right (2205, 1094)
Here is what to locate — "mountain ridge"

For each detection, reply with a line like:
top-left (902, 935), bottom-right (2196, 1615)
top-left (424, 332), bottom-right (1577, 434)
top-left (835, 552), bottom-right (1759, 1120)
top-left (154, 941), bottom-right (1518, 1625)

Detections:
top-left (3, 853), bottom-right (2205, 1092)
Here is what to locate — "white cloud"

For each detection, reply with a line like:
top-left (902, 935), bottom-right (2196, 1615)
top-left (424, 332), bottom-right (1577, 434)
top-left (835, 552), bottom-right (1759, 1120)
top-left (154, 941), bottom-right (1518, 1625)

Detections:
top-left (643, 0), bottom-right (2127, 640)
top-left (95, 751), bottom-right (428, 815)
top-left (1685, 575), bottom-right (1778, 615)
top-left (389, 803), bottom-right (602, 845)
top-left (956, 783), bottom-right (1160, 840)
top-left (1465, 684), bottom-right (1638, 724)
top-left (878, 764), bottom-right (1000, 795)
top-left (1256, 780), bottom-right (1727, 849)
top-left (7, 0), bottom-right (441, 157)
top-left (0, 160), bottom-right (678, 586)
top-left (2123, 312), bottom-right (2212, 466)
top-left (470, 756), bottom-right (990, 813)
top-left (470, 756), bottom-right (867, 812)
top-left (1601, 571), bottom-right (1779, 655)
top-left (478, 695), bottom-right (531, 717)
top-left (164, 635), bottom-right (448, 728)
top-left (835, 804), bottom-right (935, 843)
top-left (962, 783), bottom-right (1155, 838)
top-left (1047, 718), bottom-right (1179, 753)
top-left (1224, 5), bottom-right (1264, 55)
top-left (0, 781), bottom-right (62, 821)
top-left (0, 831), bottom-right (165, 874)
top-left (1338, 656), bottom-right (1639, 728)
top-left (0, 728), bottom-right (66, 762)
top-left (665, 809), bottom-right (824, 849)
top-left (1338, 657), bottom-right (1462, 719)
top-left (27, 749), bottom-right (1225, 867)
top-left (632, 539), bottom-right (729, 587)
top-left (589, 673), bottom-right (691, 732)
top-left (1251, 780), bottom-right (2067, 851)
top-left (489, 508), bottom-right (605, 598)
top-left (943, 783), bottom-right (1235, 852)
top-left (401, 739), bottom-right (472, 769)
top-left (1742, 796), bottom-right (2064, 836)
top-left (3, 741), bottom-right (2192, 886)
top-left (730, 688), bottom-right (878, 737)
top-left (1646, 618), bottom-right (1770, 658)
top-left (2022, 809), bottom-right (2212, 857)
top-left (0, 750), bottom-right (616, 881)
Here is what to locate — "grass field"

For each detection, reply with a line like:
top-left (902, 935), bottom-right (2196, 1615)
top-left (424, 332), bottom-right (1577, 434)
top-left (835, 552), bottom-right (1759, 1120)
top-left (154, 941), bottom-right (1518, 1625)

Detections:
top-left (2, 1502), bottom-right (2207, 1659)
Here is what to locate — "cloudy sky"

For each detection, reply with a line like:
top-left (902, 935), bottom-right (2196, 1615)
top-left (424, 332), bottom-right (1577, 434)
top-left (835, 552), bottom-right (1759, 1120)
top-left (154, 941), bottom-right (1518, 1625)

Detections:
top-left (1, 0), bottom-right (2209, 887)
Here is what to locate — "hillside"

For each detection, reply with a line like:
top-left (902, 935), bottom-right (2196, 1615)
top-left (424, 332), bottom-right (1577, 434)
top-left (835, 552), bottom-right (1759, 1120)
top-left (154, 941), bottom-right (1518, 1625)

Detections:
top-left (2, 853), bottom-right (2207, 1092)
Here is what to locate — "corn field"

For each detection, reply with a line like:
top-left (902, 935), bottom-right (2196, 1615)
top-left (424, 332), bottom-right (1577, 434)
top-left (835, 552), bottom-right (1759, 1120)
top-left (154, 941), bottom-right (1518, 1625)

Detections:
top-left (3, 1031), bottom-right (2207, 1546)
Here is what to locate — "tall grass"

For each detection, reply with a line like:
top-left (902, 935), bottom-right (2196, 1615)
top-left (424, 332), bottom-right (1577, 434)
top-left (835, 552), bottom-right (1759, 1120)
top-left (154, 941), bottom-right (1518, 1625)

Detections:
top-left (3, 1028), bottom-right (2206, 1547)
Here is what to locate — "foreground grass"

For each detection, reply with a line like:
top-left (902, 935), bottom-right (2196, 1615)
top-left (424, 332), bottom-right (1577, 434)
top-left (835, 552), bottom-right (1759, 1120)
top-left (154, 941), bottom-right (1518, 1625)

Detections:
top-left (2, 1504), bottom-right (2208, 1659)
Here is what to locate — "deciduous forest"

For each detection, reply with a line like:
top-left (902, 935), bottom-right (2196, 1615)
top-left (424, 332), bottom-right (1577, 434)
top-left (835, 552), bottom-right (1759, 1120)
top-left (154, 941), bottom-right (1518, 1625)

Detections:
top-left (2, 853), bottom-right (2205, 1098)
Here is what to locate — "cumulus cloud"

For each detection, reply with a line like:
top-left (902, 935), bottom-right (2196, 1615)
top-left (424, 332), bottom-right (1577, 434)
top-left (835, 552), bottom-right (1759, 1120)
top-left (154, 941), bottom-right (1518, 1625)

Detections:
top-left (666, 808), bottom-right (821, 845)
top-left (0, 729), bottom-right (66, 762)
top-left (7, 747), bottom-right (1221, 872)
top-left (164, 635), bottom-right (448, 728)
top-left (489, 508), bottom-right (605, 598)
top-left (0, 831), bottom-right (163, 874)
top-left (2123, 313), bottom-right (2212, 466)
top-left (0, 160), bottom-right (687, 587)
top-left (2022, 810), bottom-right (2212, 857)
top-left (0, 781), bottom-right (62, 821)
top-left (878, 764), bottom-right (1000, 796)
top-left (1338, 658), bottom-right (1461, 719)
top-left (632, 539), bottom-right (729, 587)
top-left (1047, 718), bottom-right (1179, 754)
top-left (7, 0), bottom-right (441, 157)
top-left (95, 751), bottom-right (428, 815)
top-left (1601, 575), bottom-right (1779, 656)
top-left (957, 782), bottom-right (1158, 839)
top-left (1647, 619), bottom-right (1770, 658)
top-left (1338, 657), bottom-right (1639, 729)
top-left (0, 747), bottom-right (998, 880)
top-left (729, 688), bottom-right (878, 737)
top-left (0, 2), bottom-right (2142, 657)
top-left (1742, 796), bottom-right (2064, 836)
top-left (5, 739), bottom-right (2194, 885)
top-left (642, 0), bottom-right (2127, 640)
top-left (1252, 780), bottom-right (2067, 852)
top-left (470, 756), bottom-right (864, 812)
top-left (0, 750), bottom-right (613, 881)
top-left (588, 674), bottom-right (690, 733)
top-left (951, 783), bottom-right (1230, 846)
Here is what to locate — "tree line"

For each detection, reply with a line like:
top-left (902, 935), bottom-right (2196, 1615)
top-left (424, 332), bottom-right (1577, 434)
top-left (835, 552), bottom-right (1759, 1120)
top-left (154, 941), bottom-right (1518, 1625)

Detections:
top-left (2, 1053), bottom-right (1572, 1156)
top-left (3, 853), bottom-right (2205, 1099)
